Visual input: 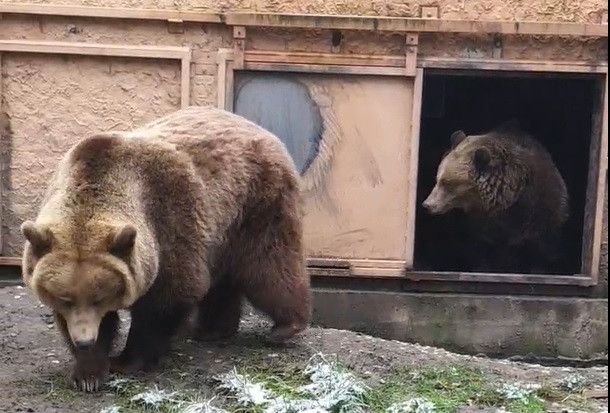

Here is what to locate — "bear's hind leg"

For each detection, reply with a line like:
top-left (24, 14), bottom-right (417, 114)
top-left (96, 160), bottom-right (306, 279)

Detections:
top-left (194, 279), bottom-right (243, 342)
top-left (244, 274), bottom-right (311, 343)
top-left (238, 246), bottom-right (311, 344)
top-left (54, 310), bottom-right (119, 392)
top-left (110, 303), bottom-right (190, 375)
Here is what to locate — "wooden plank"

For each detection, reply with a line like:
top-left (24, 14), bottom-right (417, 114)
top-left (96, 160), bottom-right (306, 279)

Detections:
top-left (591, 74), bottom-right (609, 282)
top-left (245, 50), bottom-right (405, 68)
top-left (3, 4), bottom-right (605, 37)
top-left (180, 54), bottom-right (191, 108)
top-left (243, 62), bottom-right (409, 76)
top-left (405, 68), bottom-right (423, 269)
top-left (0, 39), bottom-right (191, 60)
top-left (0, 257), bottom-right (21, 266)
top-left (216, 50), bottom-right (229, 110)
top-left (224, 12), bottom-right (608, 37)
top-left (232, 26), bottom-right (246, 70)
top-left (581, 74), bottom-right (608, 282)
top-left (310, 267), bottom-right (405, 278)
top-left (0, 51), bottom-right (3, 255)
top-left (0, 3), bottom-right (223, 23)
top-left (404, 33), bottom-right (418, 77)
top-left (419, 57), bottom-right (609, 73)
top-left (405, 271), bottom-right (595, 286)
top-left (225, 62), bottom-right (235, 112)
top-left (307, 257), bottom-right (406, 269)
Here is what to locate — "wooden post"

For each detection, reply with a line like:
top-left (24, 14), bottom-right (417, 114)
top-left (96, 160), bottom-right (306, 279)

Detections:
top-left (405, 33), bottom-right (418, 77)
top-left (233, 26), bottom-right (246, 70)
top-left (405, 68), bottom-right (424, 269)
top-left (0, 50), bottom-right (3, 255)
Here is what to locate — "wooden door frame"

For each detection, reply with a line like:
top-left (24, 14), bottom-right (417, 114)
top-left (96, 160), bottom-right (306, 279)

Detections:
top-left (216, 30), bottom-right (421, 278)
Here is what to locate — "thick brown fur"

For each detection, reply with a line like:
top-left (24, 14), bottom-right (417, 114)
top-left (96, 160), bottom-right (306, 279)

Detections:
top-left (20, 106), bottom-right (312, 391)
top-left (422, 120), bottom-right (569, 274)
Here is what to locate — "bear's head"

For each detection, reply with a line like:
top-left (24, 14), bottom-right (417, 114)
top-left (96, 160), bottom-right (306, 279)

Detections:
top-left (422, 129), bottom-right (517, 215)
top-left (20, 220), bottom-right (139, 349)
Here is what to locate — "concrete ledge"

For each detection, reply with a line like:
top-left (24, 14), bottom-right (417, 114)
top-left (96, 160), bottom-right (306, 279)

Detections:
top-left (312, 288), bottom-right (608, 360)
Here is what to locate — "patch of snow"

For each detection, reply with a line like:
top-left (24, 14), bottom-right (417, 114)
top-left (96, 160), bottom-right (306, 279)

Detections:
top-left (180, 398), bottom-right (229, 413)
top-left (386, 398), bottom-right (436, 413)
top-left (130, 387), bottom-right (180, 408)
top-left (559, 374), bottom-right (588, 392)
top-left (215, 352), bottom-right (369, 413)
top-left (99, 406), bottom-right (122, 413)
top-left (498, 382), bottom-right (541, 402)
top-left (217, 368), bottom-right (272, 406)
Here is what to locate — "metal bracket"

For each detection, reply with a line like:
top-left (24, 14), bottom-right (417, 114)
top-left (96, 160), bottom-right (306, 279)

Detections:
top-left (420, 6), bottom-right (439, 19)
top-left (233, 26), bottom-right (246, 69)
top-left (405, 33), bottom-right (419, 77)
top-left (492, 34), bottom-right (503, 59)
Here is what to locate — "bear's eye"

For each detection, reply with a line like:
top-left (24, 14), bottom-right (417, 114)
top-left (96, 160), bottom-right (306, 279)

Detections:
top-left (59, 297), bottom-right (74, 307)
top-left (440, 178), bottom-right (456, 188)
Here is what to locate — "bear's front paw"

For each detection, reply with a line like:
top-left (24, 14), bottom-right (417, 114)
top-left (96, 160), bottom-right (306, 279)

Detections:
top-left (71, 353), bottom-right (110, 392)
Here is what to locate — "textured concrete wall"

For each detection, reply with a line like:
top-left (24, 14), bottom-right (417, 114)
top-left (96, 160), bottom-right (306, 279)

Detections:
top-left (0, 8), bottom-right (607, 285)
top-left (0, 16), bottom-right (227, 255)
top-left (0, 0), bottom-right (607, 23)
top-left (312, 289), bottom-right (609, 359)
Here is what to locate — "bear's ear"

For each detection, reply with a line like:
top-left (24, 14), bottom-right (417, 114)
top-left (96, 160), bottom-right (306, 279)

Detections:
top-left (473, 147), bottom-right (492, 171)
top-left (21, 221), bottom-right (53, 255)
top-left (450, 130), bottom-right (467, 148)
top-left (108, 224), bottom-right (137, 257)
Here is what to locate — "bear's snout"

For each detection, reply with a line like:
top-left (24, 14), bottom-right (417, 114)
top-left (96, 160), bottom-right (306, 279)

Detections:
top-left (74, 338), bottom-right (96, 350)
top-left (422, 196), bottom-right (434, 211)
top-left (422, 186), bottom-right (449, 215)
top-left (422, 191), bottom-right (441, 214)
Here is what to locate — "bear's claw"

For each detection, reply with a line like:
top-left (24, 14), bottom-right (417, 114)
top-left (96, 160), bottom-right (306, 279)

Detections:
top-left (72, 377), bottom-right (100, 392)
top-left (70, 351), bottom-right (109, 392)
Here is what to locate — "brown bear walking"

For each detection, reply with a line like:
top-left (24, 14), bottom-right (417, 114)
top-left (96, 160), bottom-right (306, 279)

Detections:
top-left (20, 106), bottom-right (312, 392)
top-left (422, 120), bottom-right (569, 274)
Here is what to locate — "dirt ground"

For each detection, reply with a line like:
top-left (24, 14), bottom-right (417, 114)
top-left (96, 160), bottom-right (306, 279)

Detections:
top-left (0, 285), bottom-right (607, 413)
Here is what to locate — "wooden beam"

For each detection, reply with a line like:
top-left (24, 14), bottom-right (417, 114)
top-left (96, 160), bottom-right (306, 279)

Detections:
top-left (180, 52), bottom-right (192, 108)
top-left (0, 39), bottom-right (190, 60)
top-left (0, 3), bottom-right (223, 23)
top-left (242, 50), bottom-right (412, 75)
top-left (405, 33), bottom-right (418, 77)
top-left (245, 50), bottom-right (404, 67)
top-left (0, 40), bottom-right (192, 109)
top-left (0, 4), bottom-right (607, 38)
top-left (419, 57), bottom-right (609, 73)
top-left (224, 12), bottom-right (608, 37)
top-left (581, 74), bottom-right (608, 282)
top-left (405, 271), bottom-right (595, 286)
top-left (0, 257), bottom-right (21, 267)
top-left (405, 68), bottom-right (424, 269)
top-left (232, 50), bottom-right (609, 75)
top-left (590, 74), bottom-right (609, 283)
top-left (243, 62), bottom-right (409, 76)
top-left (0, 51), bottom-right (3, 255)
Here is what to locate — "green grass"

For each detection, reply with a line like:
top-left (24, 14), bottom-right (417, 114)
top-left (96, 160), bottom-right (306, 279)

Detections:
top-left (362, 366), bottom-right (591, 413)
top-left (18, 357), bottom-right (598, 413)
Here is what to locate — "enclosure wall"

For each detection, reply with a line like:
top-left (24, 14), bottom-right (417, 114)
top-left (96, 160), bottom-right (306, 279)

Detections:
top-left (0, 4), bottom-right (608, 291)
